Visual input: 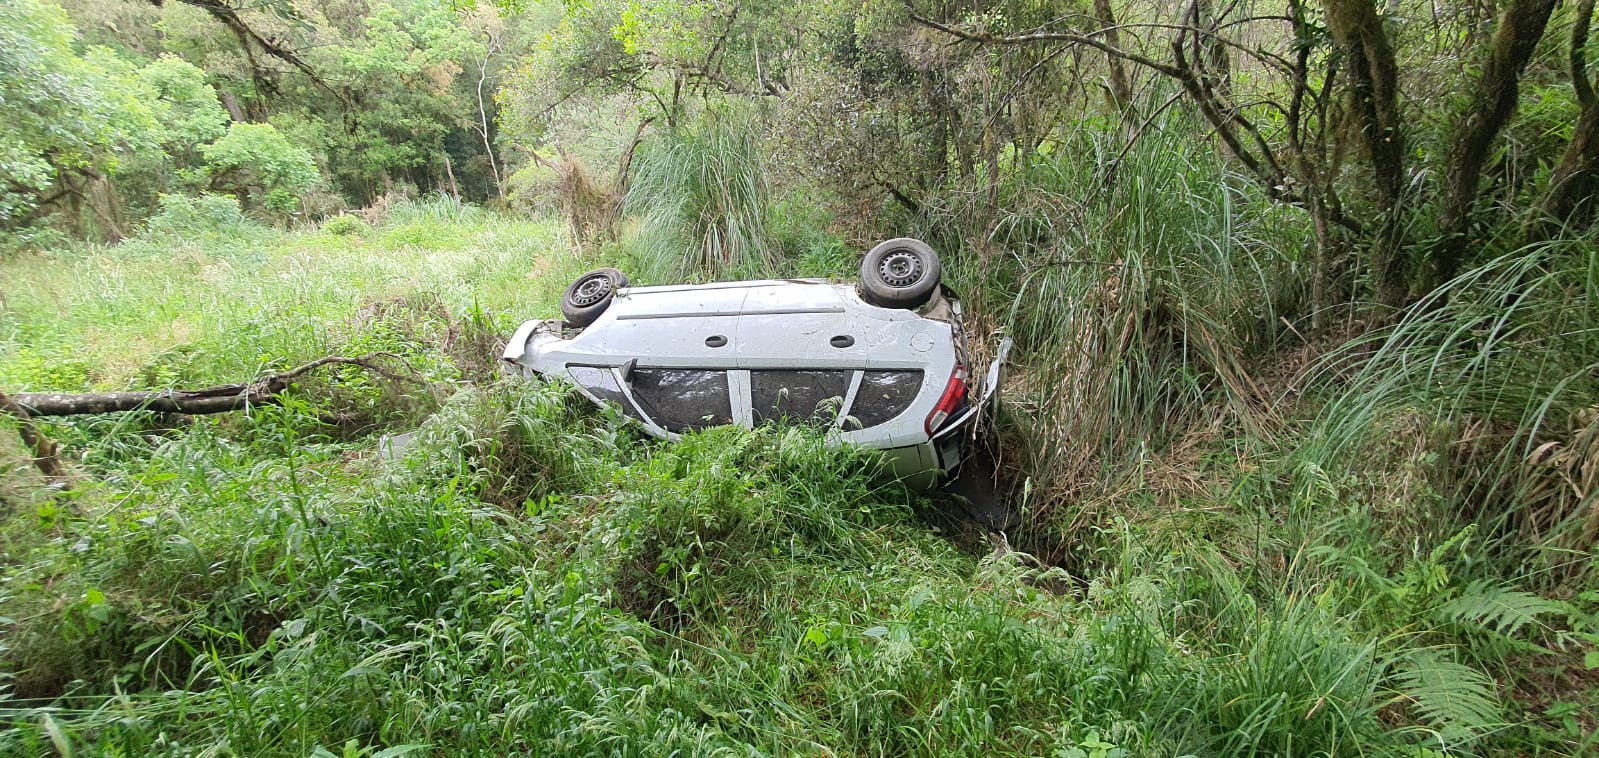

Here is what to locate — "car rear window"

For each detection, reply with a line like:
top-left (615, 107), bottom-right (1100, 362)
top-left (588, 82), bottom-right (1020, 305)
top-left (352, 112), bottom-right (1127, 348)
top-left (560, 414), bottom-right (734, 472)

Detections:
top-left (846, 370), bottom-right (923, 429)
top-left (629, 368), bottom-right (733, 432)
top-left (751, 370), bottom-right (850, 428)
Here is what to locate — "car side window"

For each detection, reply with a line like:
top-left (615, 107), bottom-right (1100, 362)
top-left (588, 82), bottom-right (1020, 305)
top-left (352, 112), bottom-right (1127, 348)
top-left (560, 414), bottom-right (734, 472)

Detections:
top-left (566, 365), bottom-right (647, 423)
top-left (845, 370), bottom-right (923, 429)
top-left (751, 370), bottom-right (850, 428)
top-left (628, 368), bottom-right (733, 432)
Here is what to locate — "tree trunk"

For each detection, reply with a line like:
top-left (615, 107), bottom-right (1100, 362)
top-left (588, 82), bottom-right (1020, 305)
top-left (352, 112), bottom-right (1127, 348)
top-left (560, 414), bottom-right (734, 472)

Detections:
top-left (10, 389), bottom-right (277, 416)
top-left (7, 355), bottom-right (424, 417)
top-left (1541, 103), bottom-right (1599, 230)
top-left (1322, 0), bottom-right (1407, 305)
top-left (1093, 0), bottom-right (1134, 113)
top-left (1196, 0), bottom-right (1233, 101)
top-left (443, 153), bottom-right (460, 199)
top-left (1536, 0), bottom-right (1599, 234)
top-left (0, 389), bottom-right (66, 479)
top-left (475, 52), bottom-right (506, 205)
top-left (219, 90), bottom-right (246, 122)
top-left (88, 173), bottom-right (125, 242)
top-left (1432, 0), bottom-right (1559, 285)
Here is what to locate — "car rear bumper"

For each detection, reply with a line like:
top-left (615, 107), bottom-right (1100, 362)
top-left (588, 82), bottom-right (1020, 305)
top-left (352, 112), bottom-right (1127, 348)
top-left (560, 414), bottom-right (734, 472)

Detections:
top-left (880, 436), bottom-right (964, 488)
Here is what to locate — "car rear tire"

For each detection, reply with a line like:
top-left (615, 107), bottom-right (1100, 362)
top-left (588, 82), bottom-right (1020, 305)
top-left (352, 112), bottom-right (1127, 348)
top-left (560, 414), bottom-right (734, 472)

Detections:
top-left (860, 238), bottom-right (940, 309)
top-left (561, 268), bottom-right (629, 327)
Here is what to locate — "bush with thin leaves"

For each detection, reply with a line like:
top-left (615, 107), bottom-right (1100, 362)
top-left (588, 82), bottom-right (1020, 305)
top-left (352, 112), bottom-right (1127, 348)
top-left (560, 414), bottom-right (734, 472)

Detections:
top-left (623, 108), bottom-right (778, 281)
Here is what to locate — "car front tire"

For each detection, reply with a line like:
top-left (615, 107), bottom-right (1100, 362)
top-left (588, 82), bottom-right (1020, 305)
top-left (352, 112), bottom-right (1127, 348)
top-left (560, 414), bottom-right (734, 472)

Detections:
top-left (560, 268), bottom-right (630, 327)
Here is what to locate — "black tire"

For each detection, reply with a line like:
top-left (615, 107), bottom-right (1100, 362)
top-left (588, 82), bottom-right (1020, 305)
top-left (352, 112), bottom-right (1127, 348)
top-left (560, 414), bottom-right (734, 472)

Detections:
top-left (560, 268), bottom-right (630, 327)
top-left (860, 238), bottom-right (941, 309)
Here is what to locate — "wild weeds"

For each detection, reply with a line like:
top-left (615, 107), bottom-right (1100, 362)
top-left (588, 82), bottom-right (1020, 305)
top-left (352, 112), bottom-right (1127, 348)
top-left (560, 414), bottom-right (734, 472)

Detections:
top-left (1, 137), bottom-right (1594, 756)
top-left (1305, 236), bottom-right (1599, 580)
top-left (940, 118), bottom-right (1307, 550)
top-left (623, 108), bottom-right (778, 282)
top-left (3, 373), bottom-right (1554, 755)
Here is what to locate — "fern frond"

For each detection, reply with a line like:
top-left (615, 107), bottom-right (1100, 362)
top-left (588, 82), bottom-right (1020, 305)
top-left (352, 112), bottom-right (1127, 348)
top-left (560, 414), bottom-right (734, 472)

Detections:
top-left (1388, 648), bottom-right (1502, 746)
top-left (1433, 579), bottom-right (1570, 637)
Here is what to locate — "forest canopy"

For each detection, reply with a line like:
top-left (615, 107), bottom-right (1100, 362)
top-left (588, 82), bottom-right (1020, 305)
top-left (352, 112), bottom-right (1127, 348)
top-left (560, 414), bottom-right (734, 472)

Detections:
top-left (2, 0), bottom-right (1597, 311)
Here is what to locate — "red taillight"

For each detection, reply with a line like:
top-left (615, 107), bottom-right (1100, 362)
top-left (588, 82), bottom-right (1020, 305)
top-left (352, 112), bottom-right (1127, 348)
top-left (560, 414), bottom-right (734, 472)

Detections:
top-left (924, 365), bottom-right (969, 436)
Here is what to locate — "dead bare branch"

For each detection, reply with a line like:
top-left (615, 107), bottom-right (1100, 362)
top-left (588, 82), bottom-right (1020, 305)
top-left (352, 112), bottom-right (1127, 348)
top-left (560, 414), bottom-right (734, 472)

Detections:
top-left (8, 353), bottom-right (429, 418)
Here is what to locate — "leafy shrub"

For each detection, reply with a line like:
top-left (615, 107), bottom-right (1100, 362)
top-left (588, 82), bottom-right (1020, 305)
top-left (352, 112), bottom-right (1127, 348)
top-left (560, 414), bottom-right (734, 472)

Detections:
top-left (321, 213), bottom-right (370, 237)
top-left (140, 192), bottom-right (264, 239)
top-left (137, 54), bottom-right (229, 151)
top-left (201, 123), bottom-right (320, 218)
top-left (0, 344), bottom-right (92, 391)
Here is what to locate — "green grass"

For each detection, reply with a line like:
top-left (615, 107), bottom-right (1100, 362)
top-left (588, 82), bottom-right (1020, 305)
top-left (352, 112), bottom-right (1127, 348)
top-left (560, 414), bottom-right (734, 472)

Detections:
top-left (0, 195), bottom-right (575, 393)
top-left (918, 116), bottom-right (1308, 559)
top-left (1, 193), bottom-right (1595, 755)
top-left (1, 377), bottom-right (1554, 756)
top-left (623, 107), bottom-right (774, 282)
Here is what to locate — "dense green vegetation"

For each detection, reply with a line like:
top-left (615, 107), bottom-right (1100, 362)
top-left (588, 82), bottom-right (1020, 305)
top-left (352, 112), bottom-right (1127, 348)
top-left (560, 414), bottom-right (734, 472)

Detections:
top-left (3, 0), bottom-right (1599, 755)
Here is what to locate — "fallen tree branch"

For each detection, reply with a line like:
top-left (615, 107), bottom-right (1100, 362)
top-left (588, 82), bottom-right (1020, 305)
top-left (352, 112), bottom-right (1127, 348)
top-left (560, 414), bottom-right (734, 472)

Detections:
top-left (7, 353), bottom-right (428, 417)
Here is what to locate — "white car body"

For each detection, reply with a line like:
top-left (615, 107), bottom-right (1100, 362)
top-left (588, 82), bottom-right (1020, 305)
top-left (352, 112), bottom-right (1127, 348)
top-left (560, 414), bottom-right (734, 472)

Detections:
top-left (502, 278), bottom-right (1007, 484)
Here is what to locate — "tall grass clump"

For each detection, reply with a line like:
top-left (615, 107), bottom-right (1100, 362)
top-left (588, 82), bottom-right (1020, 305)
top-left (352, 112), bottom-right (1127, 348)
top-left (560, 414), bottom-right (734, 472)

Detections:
top-left (1303, 235), bottom-right (1599, 582)
top-left (938, 114), bottom-right (1309, 546)
top-left (623, 107), bottom-right (778, 281)
top-left (380, 192), bottom-right (484, 226)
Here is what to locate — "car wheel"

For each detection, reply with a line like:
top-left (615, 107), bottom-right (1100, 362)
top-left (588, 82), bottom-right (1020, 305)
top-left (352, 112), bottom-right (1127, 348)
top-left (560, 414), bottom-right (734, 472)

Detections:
top-left (561, 268), bottom-right (629, 327)
top-left (860, 238), bottom-right (941, 309)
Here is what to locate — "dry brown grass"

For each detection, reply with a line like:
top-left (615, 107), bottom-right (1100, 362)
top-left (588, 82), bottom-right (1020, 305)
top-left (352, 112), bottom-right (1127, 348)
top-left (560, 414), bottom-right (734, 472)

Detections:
top-left (528, 150), bottom-right (621, 251)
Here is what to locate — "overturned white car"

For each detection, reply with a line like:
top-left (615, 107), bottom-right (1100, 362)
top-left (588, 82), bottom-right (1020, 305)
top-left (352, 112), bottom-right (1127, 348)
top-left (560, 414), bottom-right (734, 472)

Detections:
top-left (502, 238), bottom-right (1008, 485)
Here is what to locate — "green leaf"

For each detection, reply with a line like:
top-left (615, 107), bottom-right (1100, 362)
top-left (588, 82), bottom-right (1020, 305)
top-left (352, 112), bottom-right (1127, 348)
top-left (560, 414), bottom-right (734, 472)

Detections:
top-left (370, 745), bottom-right (431, 758)
top-left (803, 626), bottom-right (828, 647)
top-left (1434, 580), bottom-right (1571, 637)
top-left (1391, 649), bottom-right (1501, 743)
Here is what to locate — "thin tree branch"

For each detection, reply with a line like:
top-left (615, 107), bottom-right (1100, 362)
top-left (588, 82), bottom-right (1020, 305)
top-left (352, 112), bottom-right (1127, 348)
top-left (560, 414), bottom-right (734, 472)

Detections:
top-left (9, 353), bottom-right (429, 417)
top-left (907, 11), bottom-right (1183, 77)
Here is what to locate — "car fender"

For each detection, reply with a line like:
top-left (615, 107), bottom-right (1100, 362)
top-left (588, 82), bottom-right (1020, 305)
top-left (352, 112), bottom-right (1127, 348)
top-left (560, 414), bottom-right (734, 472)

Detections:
top-left (503, 320), bottom-right (541, 363)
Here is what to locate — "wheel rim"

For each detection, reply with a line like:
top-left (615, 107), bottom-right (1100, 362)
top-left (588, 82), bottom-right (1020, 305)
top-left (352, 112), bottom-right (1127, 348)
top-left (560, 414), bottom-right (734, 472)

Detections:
top-left (878, 251), bottom-right (924, 288)
top-left (570, 274), bottom-right (612, 306)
